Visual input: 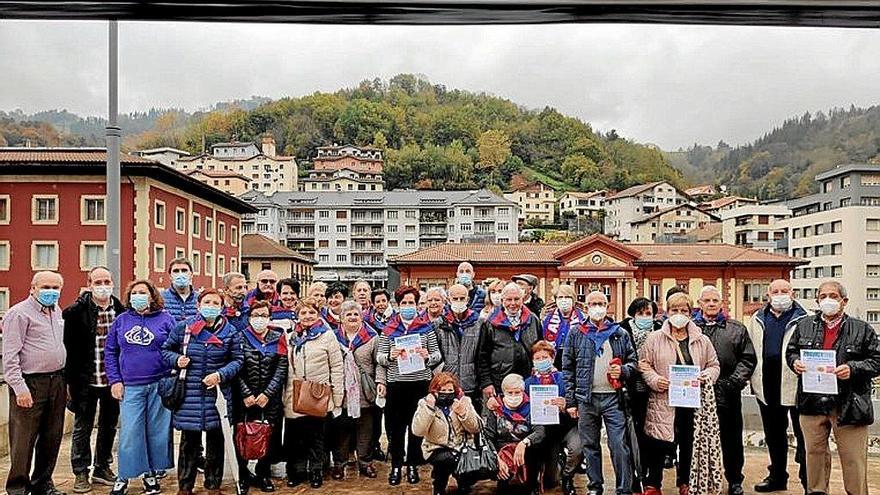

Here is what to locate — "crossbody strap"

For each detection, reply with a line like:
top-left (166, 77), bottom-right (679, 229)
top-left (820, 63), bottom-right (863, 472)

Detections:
top-left (179, 326), bottom-right (192, 380)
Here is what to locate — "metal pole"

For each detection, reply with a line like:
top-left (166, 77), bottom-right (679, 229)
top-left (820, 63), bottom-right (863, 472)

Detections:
top-left (106, 20), bottom-right (121, 291)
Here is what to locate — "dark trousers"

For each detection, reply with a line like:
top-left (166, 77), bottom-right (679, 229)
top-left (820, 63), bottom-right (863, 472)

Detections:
top-left (629, 390), bottom-right (649, 492)
top-left (384, 380), bottom-right (428, 467)
top-left (284, 416), bottom-right (326, 476)
top-left (328, 409), bottom-right (375, 467)
top-left (759, 400), bottom-right (807, 486)
top-left (644, 408), bottom-right (694, 489)
top-left (178, 429), bottom-right (224, 490)
top-left (717, 394), bottom-right (745, 485)
top-left (370, 406), bottom-right (384, 453)
top-left (6, 372), bottom-right (66, 495)
top-left (70, 385), bottom-right (119, 475)
top-left (427, 448), bottom-right (472, 492)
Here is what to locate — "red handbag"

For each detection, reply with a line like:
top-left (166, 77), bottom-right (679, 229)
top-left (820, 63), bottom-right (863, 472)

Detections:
top-left (234, 420), bottom-right (272, 460)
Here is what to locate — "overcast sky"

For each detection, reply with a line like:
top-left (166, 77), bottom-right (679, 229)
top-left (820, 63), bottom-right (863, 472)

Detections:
top-left (1, 20), bottom-right (878, 150)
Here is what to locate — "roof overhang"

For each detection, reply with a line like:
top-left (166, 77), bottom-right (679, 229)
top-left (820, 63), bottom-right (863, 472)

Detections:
top-left (0, 1), bottom-right (878, 28)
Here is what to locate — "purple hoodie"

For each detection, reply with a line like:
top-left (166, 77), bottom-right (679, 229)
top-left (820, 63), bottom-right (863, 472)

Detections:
top-left (105, 309), bottom-right (175, 386)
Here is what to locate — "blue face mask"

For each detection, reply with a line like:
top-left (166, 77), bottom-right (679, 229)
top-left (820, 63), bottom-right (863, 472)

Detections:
top-left (457, 274), bottom-right (473, 286)
top-left (130, 293), bottom-right (150, 311)
top-left (37, 289), bottom-right (61, 307)
top-left (172, 272), bottom-right (191, 289)
top-left (200, 306), bottom-right (222, 320)
top-left (534, 358), bottom-right (553, 373)
top-left (399, 307), bottom-right (418, 320)
top-left (633, 316), bottom-right (655, 331)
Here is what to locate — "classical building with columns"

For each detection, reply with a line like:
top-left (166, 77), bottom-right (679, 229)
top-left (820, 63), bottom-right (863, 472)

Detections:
top-left (388, 234), bottom-right (805, 321)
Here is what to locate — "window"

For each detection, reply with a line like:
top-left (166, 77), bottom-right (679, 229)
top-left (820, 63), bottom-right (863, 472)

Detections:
top-left (387, 240), bottom-right (398, 248)
top-left (337, 240), bottom-right (347, 248)
top-left (230, 258), bottom-right (237, 272)
top-left (841, 176), bottom-right (852, 188)
top-left (319, 210), bottom-right (329, 219)
top-left (153, 200), bottom-right (166, 229)
top-left (743, 283), bottom-right (768, 303)
top-left (191, 251), bottom-right (201, 274)
top-left (318, 240), bottom-right (329, 248)
top-left (175, 247), bottom-right (186, 260)
top-left (498, 207), bottom-right (510, 215)
top-left (405, 225), bottom-right (416, 234)
top-left (387, 225), bottom-right (398, 233)
top-left (336, 211), bottom-right (348, 219)
top-left (218, 221), bottom-right (226, 243)
top-left (0, 195), bottom-right (9, 224)
top-left (153, 244), bottom-right (166, 272)
top-left (0, 288), bottom-right (8, 316)
top-left (868, 242), bottom-right (880, 254)
top-left (261, 262), bottom-right (272, 271)
top-left (868, 265), bottom-right (880, 278)
top-left (832, 265), bottom-right (843, 277)
top-left (461, 223), bottom-right (472, 232)
top-left (231, 226), bottom-right (238, 246)
top-left (32, 195), bottom-right (58, 224)
top-left (868, 288), bottom-right (880, 300)
top-left (814, 223), bottom-right (825, 235)
top-left (867, 219), bottom-right (880, 231)
top-left (814, 267), bottom-right (825, 278)
top-left (337, 225), bottom-right (347, 233)
top-left (840, 198), bottom-right (851, 207)
top-left (387, 210), bottom-right (398, 220)
top-left (336, 254), bottom-right (347, 263)
top-left (461, 208), bottom-right (472, 216)
top-left (171, 207), bottom-right (185, 233)
top-left (498, 222), bottom-right (509, 232)
top-left (318, 225), bottom-right (329, 233)
top-left (205, 217), bottom-right (214, 240)
top-left (192, 212), bottom-right (201, 237)
top-left (832, 243), bottom-right (842, 255)
top-left (831, 220), bottom-right (842, 233)
top-left (319, 254), bottom-right (329, 262)
top-left (32, 241), bottom-right (58, 270)
top-left (217, 255), bottom-right (226, 275)
top-left (862, 174), bottom-right (880, 186)
top-left (0, 241), bottom-right (9, 270)
top-left (257, 223), bottom-right (269, 233)
top-left (81, 196), bottom-right (106, 224)
top-left (405, 240), bottom-right (417, 248)
top-left (405, 210), bottom-right (417, 219)
top-left (867, 311), bottom-right (880, 324)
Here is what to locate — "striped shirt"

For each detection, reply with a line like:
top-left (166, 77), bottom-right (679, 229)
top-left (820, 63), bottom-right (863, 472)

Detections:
top-left (376, 329), bottom-right (441, 384)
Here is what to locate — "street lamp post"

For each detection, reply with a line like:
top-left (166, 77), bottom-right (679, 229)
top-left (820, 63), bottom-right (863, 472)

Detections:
top-left (106, 20), bottom-right (121, 290)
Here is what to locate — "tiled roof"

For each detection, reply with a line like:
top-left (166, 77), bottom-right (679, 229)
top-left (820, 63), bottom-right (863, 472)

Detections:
top-left (241, 189), bottom-right (516, 208)
top-left (133, 147), bottom-right (191, 156)
top-left (700, 196), bottom-right (758, 210)
top-left (630, 203), bottom-right (720, 224)
top-left (0, 148), bottom-right (156, 164)
top-left (687, 222), bottom-right (723, 242)
top-left (630, 243), bottom-right (801, 265)
top-left (241, 234), bottom-right (316, 264)
top-left (185, 169), bottom-right (250, 180)
top-left (562, 190), bottom-right (606, 200)
top-left (684, 184), bottom-right (716, 196)
top-left (390, 243), bottom-right (564, 265)
top-left (605, 181), bottom-right (665, 200)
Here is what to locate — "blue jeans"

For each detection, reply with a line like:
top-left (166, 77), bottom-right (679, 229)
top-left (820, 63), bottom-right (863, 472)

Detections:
top-left (117, 382), bottom-right (173, 480)
top-left (578, 392), bottom-right (632, 495)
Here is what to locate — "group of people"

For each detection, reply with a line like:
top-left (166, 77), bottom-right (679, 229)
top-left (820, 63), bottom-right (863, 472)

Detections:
top-left (3, 259), bottom-right (879, 495)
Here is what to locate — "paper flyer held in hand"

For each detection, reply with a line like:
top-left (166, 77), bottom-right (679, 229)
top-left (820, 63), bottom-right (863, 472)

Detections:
top-left (801, 349), bottom-right (838, 395)
top-left (668, 364), bottom-right (701, 408)
top-left (394, 334), bottom-right (425, 375)
top-left (529, 384), bottom-right (560, 425)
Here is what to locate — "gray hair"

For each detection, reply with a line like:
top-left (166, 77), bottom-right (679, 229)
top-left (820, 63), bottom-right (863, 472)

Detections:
top-left (223, 271), bottom-right (246, 287)
top-left (340, 300), bottom-right (363, 315)
top-left (501, 282), bottom-right (524, 297)
top-left (425, 286), bottom-right (448, 300)
top-left (818, 280), bottom-right (847, 299)
top-left (32, 270), bottom-right (63, 287)
top-left (501, 373), bottom-right (525, 391)
top-left (700, 285), bottom-right (722, 299)
top-left (585, 290), bottom-right (608, 304)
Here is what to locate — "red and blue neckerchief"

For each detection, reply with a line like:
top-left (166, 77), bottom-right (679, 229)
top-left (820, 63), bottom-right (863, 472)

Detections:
top-left (321, 307), bottom-right (342, 332)
top-left (497, 393), bottom-right (531, 425)
top-left (580, 317), bottom-right (618, 355)
top-left (382, 311), bottom-right (434, 339)
top-left (488, 306), bottom-right (534, 342)
top-left (363, 308), bottom-right (394, 334)
top-left (292, 320), bottom-right (330, 352)
top-left (243, 326), bottom-right (288, 356)
top-left (542, 308), bottom-right (586, 349)
top-left (271, 305), bottom-right (297, 321)
top-left (189, 316), bottom-right (228, 346)
top-left (335, 323), bottom-right (376, 351)
top-left (692, 308), bottom-right (728, 326)
top-left (223, 298), bottom-right (250, 319)
top-left (443, 307), bottom-right (481, 338)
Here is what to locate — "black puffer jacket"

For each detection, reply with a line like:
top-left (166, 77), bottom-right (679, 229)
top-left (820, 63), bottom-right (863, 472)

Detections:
top-left (786, 313), bottom-right (880, 426)
top-left (62, 291), bottom-right (126, 390)
top-left (477, 310), bottom-right (541, 392)
top-left (694, 311), bottom-right (757, 407)
top-left (233, 327), bottom-right (289, 423)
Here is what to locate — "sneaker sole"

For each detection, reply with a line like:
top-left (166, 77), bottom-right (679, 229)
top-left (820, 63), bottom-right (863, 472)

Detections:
top-left (73, 486), bottom-right (92, 494)
top-left (92, 477), bottom-right (116, 487)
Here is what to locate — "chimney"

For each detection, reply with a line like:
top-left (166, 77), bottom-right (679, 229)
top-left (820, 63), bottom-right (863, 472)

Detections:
top-left (261, 135), bottom-right (276, 157)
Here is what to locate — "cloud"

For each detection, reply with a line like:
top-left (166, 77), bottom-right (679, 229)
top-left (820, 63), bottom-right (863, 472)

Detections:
top-left (1, 20), bottom-right (878, 149)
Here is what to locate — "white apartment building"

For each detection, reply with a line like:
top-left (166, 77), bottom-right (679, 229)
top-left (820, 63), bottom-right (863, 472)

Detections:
top-left (239, 189), bottom-right (519, 285)
top-left (504, 181), bottom-right (556, 225)
top-left (131, 147), bottom-right (191, 167)
top-left (721, 203), bottom-right (791, 254)
top-left (630, 203), bottom-right (719, 243)
top-left (603, 181), bottom-right (688, 241)
top-left (558, 190), bottom-right (606, 218)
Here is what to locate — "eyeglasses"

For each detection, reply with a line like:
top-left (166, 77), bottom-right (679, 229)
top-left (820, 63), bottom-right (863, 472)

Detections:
top-left (259, 279), bottom-right (277, 284)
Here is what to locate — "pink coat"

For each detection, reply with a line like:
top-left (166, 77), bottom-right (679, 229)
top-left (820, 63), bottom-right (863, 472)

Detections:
top-left (639, 321), bottom-right (720, 443)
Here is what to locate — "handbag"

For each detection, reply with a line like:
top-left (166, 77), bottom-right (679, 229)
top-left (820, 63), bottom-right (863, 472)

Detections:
top-left (455, 431), bottom-right (498, 483)
top-left (291, 343), bottom-right (332, 417)
top-left (354, 360), bottom-right (378, 403)
top-left (234, 418), bottom-right (273, 460)
top-left (159, 325), bottom-right (192, 411)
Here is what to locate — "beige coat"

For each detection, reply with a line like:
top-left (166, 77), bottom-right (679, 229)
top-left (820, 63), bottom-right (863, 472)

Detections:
top-left (411, 395), bottom-right (482, 459)
top-left (283, 329), bottom-right (345, 419)
top-left (746, 307), bottom-right (807, 407)
top-left (639, 321), bottom-right (720, 443)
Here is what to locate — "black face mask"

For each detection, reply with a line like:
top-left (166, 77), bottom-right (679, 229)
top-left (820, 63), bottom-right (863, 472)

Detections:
top-left (436, 392), bottom-right (456, 408)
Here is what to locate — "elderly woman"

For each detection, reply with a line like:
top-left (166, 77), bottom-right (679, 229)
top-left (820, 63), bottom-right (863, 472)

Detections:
top-left (282, 297), bottom-right (344, 489)
top-left (424, 286), bottom-right (448, 325)
top-left (434, 284), bottom-right (483, 410)
top-left (376, 285), bottom-right (442, 486)
top-left (105, 280), bottom-right (176, 495)
top-left (306, 282), bottom-right (328, 310)
top-left (233, 300), bottom-right (288, 494)
top-left (162, 289), bottom-right (243, 495)
top-left (362, 287), bottom-right (395, 462)
top-left (412, 372), bottom-right (482, 495)
top-left (322, 282), bottom-right (348, 331)
top-left (478, 282), bottom-right (542, 403)
top-left (540, 284), bottom-right (586, 369)
top-left (485, 373), bottom-right (545, 494)
top-left (639, 292), bottom-right (720, 495)
top-left (327, 300), bottom-right (379, 480)
top-left (479, 279), bottom-right (506, 320)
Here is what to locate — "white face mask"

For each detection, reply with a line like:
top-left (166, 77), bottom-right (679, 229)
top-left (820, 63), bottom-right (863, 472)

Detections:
top-left (668, 314), bottom-right (690, 329)
top-left (450, 301), bottom-right (468, 314)
top-left (588, 305), bottom-right (607, 321)
top-left (382, 306), bottom-right (394, 318)
top-left (819, 298), bottom-right (841, 317)
top-left (250, 317), bottom-right (269, 331)
top-left (770, 294), bottom-right (793, 312)
top-left (556, 297), bottom-right (573, 313)
top-left (92, 285), bottom-right (113, 300)
top-left (503, 394), bottom-right (523, 409)
top-left (490, 293), bottom-right (502, 306)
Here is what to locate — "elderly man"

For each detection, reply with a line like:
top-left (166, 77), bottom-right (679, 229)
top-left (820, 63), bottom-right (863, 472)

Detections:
top-left (62, 267), bottom-right (126, 493)
top-left (787, 281), bottom-right (880, 495)
top-left (162, 257), bottom-right (199, 322)
top-left (692, 286), bottom-right (756, 495)
top-left (222, 271), bottom-right (250, 332)
top-left (248, 269), bottom-right (280, 305)
top-left (478, 282), bottom-right (541, 399)
top-left (353, 280), bottom-right (372, 311)
top-left (512, 274), bottom-right (544, 316)
top-left (748, 279), bottom-right (809, 493)
top-left (3, 271), bottom-right (68, 495)
top-left (562, 291), bottom-right (637, 495)
top-left (435, 284), bottom-right (483, 407)
top-left (455, 262), bottom-right (486, 313)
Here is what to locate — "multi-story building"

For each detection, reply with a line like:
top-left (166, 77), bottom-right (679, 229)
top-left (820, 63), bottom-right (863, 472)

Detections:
top-left (131, 147), bottom-right (191, 167)
top-left (603, 181), bottom-right (689, 241)
top-left (239, 189), bottom-right (519, 285)
top-left (782, 163), bottom-right (880, 323)
top-left (558, 190), bottom-right (606, 218)
top-left (173, 136), bottom-right (297, 195)
top-left (684, 184), bottom-right (717, 201)
top-left (721, 203), bottom-right (791, 253)
top-left (699, 196), bottom-right (759, 215)
top-left (0, 148), bottom-right (255, 312)
top-left (504, 180), bottom-right (556, 226)
top-left (184, 169), bottom-right (251, 195)
top-left (241, 233), bottom-right (316, 287)
top-left (299, 168), bottom-right (385, 192)
top-left (629, 204), bottom-right (720, 243)
top-left (299, 144), bottom-right (385, 192)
